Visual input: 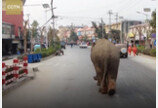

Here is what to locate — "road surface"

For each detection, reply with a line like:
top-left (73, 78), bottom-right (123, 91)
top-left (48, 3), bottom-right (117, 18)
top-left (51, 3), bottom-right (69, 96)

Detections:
top-left (3, 46), bottom-right (156, 108)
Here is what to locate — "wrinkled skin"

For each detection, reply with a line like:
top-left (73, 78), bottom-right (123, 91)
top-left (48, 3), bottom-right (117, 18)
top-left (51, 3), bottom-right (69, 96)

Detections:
top-left (91, 39), bottom-right (120, 95)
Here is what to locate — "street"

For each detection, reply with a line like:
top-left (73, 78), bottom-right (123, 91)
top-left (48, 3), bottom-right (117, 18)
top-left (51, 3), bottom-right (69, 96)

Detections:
top-left (3, 46), bottom-right (156, 108)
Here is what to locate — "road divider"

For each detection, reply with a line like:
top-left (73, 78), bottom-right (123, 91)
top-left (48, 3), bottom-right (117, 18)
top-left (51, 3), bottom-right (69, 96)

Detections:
top-left (2, 57), bottom-right (28, 90)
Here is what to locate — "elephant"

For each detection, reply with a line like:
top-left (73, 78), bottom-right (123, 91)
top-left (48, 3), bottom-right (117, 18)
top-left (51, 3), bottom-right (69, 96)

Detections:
top-left (91, 39), bottom-right (120, 95)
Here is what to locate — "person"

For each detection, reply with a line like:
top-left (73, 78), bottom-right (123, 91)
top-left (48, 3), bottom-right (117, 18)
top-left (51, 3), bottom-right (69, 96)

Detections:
top-left (128, 46), bottom-right (132, 55)
top-left (113, 40), bottom-right (116, 44)
top-left (132, 45), bottom-right (137, 56)
top-left (87, 42), bottom-right (89, 46)
top-left (17, 49), bottom-right (20, 55)
top-left (70, 43), bottom-right (73, 48)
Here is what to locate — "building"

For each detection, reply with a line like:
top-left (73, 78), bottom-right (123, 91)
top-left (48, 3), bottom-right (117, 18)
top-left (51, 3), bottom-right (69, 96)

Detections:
top-left (58, 26), bottom-right (71, 41)
top-left (2, 0), bottom-right (26, 56)
top-left (105, 20), bottom-right (142, 43)
top-left (128, 23), bottom-right (153, 46)
top-left (58, 25), bottom-right (96, 42)
top-left (76, 26), bottom-right (95, 41)
top-left (105, 22), bottom-right (121, 33)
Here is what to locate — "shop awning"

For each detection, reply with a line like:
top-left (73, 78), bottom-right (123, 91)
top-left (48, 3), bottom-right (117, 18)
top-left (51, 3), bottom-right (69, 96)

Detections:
top-left (128, 33), bottom-right (135, 38)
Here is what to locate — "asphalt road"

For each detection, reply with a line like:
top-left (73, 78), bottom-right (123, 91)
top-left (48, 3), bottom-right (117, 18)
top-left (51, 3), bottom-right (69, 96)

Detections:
top-left (3, 46), bottom-right (156, 108)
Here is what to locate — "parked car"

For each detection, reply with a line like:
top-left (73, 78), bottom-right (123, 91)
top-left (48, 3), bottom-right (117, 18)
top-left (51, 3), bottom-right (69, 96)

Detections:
top-left (60, 41), bottom-right (66, 49)
top-left (115, 44), bottom-right (128, 58)
top-left (79, 42), bottom-right (88, 48)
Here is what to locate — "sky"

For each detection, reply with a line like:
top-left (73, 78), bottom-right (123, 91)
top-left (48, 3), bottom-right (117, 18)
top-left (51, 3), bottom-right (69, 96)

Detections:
top-left (23, 0), bottom-right (157, 28)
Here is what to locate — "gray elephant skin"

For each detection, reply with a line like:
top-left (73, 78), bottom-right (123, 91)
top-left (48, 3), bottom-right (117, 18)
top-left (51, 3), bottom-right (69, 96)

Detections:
top-left (91, 39), bottom-right (120, 95)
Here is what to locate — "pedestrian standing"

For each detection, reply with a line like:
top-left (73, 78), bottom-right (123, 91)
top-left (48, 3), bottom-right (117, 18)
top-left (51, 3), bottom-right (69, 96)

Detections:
top-left (71, 43), bottom-right (73, 48)
top-left (128, 46), bottom-right (132, 55)
top-left (132, 45), bottom-right (137, 56)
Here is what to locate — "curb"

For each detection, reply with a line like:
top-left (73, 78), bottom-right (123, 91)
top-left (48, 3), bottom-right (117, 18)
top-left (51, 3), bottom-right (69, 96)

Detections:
top-left (41, 54), bottom-right (56, 62)
top-left (2, 67), bottom-right (35, 96)
top-left (2, 76), bottom-right (33, 96)
top-left (138, 53), bottom-right (156, 60)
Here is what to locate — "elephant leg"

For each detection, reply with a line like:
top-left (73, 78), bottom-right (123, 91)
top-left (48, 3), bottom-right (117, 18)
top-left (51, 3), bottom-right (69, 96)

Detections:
top-left (107, 58), bottom-right (120, 95)
top-left (95, 66), bottom-right (102, 86)
top-left (93, 63), bottom-right (99, 81)
top-left (107, 75), bottom-right (116, 95)
top-left (100, 72), bottom-right (108, 94)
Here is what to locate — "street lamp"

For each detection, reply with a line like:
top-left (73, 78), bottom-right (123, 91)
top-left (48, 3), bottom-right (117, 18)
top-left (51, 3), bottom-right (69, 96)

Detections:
top-left (143, 8), bottom-right (151, 12)
top-left (42, 4), bottom-right (50, 22)
top-left (42, 3), bottom-right (50, 48)
top-left (42, 4), bottom-right (50, 8)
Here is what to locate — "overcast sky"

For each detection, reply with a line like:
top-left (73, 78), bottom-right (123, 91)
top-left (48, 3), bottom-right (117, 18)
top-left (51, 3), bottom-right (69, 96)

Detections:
top-left (23, 0), bottom-right (157, 28)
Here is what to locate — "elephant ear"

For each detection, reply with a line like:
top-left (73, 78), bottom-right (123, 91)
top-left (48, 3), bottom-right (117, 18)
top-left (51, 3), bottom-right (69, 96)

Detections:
top-left (92, 42), bottom-right (96, 47)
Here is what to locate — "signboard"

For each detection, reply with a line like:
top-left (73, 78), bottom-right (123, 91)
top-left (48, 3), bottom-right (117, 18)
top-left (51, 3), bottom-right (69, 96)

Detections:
top-left (6, 0), bottom-right (22, 15)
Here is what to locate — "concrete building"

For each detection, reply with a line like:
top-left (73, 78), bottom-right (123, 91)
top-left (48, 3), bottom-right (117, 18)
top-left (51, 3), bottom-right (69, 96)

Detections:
top-left (128, 23), bottom-right (153, 46)
top-left (2, 0), bottom-right (26, 56)
top-left (77, 26), bottom-right (95, 40)
top-left (58, 26), bottom-right (71, 42)
top-left (105, 20), bottom-right (142, 43)
top-left (58, 25), bottom-right (96, 42)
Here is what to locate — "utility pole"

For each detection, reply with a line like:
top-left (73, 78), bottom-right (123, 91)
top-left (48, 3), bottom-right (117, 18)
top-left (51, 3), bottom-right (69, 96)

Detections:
top-left (119, 16), bottom-right (124, 44)
top-left (101, 18), bottom-right (104, 38)
top-left (115, 13), bottom-right (118, 29)
top-left (51, 0), bottom-right (55, 43)
top-left (108, 10), bottom-right (113, 32)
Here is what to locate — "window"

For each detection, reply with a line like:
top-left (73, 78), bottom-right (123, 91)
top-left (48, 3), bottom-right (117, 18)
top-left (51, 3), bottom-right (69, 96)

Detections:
top-left (2, 27), bottom-right (5, 34)
top-left (18, 27), bottom-right (21, 37)
top-left (2, 24), bottom-right (11, 35)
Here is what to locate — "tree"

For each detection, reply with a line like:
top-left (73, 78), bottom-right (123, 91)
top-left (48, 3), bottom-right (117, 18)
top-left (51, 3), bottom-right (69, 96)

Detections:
top-left (150, 10), bottom-right (156, 33)
top-left (23, 20), bottom-right (28, 54)
top-left (110, 29), bottom-right (120, 43)
top-left (47, 27), bottom-right (53, 47)
top-left (83, 35), bottom-right (88, 41)
top-left (31, 20), bottom-right (39, 38)
top-left (30, 20), bottom-right (39, 52)
top-left (70, 28), bottom-right (78, 42)
top-left (92, 20), bottom-right (107, 39)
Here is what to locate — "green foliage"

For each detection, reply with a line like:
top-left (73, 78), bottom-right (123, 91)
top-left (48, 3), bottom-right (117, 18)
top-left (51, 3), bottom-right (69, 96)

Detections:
top-left (34, 45), bottom-right (60, 58)
top-left (34, 48), bottom-right (41, 53)
top-left (143, 48), bottom-right (151, 55)
top-left (82, 35), bottom-right (88, 41)
top-left (31, 20), bottom-right (39, 38)
top-left (70, 29), bottom-right (78, 42)
top-left (47, 27), bottom-right (53, 45)
top-left (150, 48), bottom-right (156, 57)
top-left (110, 29), bottom-right (120, 42)
top-left (137, 45), bottom-right (145, 53)
top-left (92, 20), bottom-right (107, 39)
top-left (150, 10), bottom-right (156, 33)
top-left (137, 45), bottom-right (156, 57)
top-left (31, 20), bottom-right (39, 28)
